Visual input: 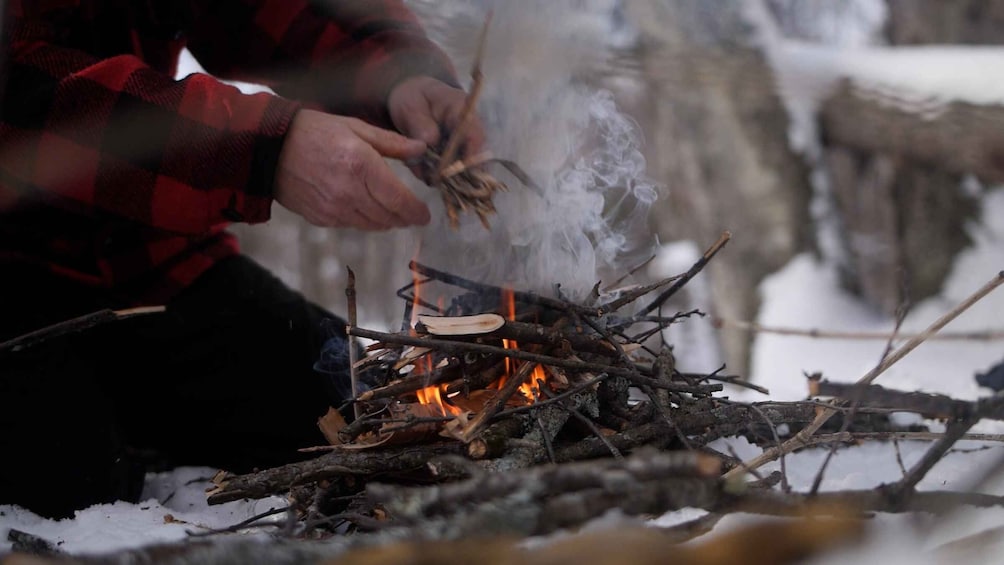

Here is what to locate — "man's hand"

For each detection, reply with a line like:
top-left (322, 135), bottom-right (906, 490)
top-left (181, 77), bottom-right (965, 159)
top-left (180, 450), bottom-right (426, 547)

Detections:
top-left (275, 110), bottom-right (431, 230)
top-left (388, 76), bottom-right (486, 159)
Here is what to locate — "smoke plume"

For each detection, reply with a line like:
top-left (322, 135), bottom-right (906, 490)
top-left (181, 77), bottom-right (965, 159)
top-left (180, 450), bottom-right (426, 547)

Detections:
top-left (408, 0), bottom-right (660, 299)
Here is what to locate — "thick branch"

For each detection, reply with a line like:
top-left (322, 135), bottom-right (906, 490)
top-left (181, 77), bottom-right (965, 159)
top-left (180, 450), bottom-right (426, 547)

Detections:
top-left (367, 448), bottom-right (720, 523)
top-left (812, 380), bottom-right (976, 420)
top-left (207, 444), bottom-right (464, 504)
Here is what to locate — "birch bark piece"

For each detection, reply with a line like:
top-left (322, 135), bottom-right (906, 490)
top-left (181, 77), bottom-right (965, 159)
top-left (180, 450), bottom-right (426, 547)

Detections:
top-left (417, 313), bottom-right (507, 336)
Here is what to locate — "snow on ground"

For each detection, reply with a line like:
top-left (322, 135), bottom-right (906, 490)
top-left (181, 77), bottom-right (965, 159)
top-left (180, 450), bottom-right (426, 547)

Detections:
top-left (644, 173), bottom-right (1004, 565)
top-left (749, 170), bottom-right (1004, 409)
top-left (1, 469), bottom-right (286, 555)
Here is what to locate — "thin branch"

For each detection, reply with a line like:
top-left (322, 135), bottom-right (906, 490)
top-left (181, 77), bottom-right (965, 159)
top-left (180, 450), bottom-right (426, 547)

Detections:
top-left (892, 416), bottom-right (979, 496)
top-left (567, 407), bottom-right (623, 460)
top-left (0, 306), bottom-right (166, 355)
top-left (624, 309), bottom-right (706, 342)
top-left (723, 270), bottom-right (1004, 480)
top-left (435, 10), bottom-right (492, 179)
top-left (767, 431), bottom-right (1004, 453)
top-left (893, 439), bottom-right (908, 477)
top-left (747, 403), bottom-right (789, 493)
top-left (459, 360), bottom-right (538, 443)
top-left (601, 253), bottom-right (657, 293)
top-left (347, 267), bottom-right (361, 420)
top-left (537, 414), bottom-right (557, 463)
top-left (186, 506), bottom-right (290, 537)
top-left (596, 272), bottom-right (684, 314)
top-left (714, 318), bottom-right (1004, 341)
top-left (810, 297), bottom-right (910, 495)
top-left (638, 231), bottom-right (731, 316)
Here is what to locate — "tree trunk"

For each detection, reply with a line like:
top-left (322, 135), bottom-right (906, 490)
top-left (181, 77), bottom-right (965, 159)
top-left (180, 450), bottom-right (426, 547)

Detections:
top-left (886, 0), bottom-right (1004, 45)
top-left (820, 81), bottom-right (982, 312)
top-left (620, 0), bottom-right (814, 376)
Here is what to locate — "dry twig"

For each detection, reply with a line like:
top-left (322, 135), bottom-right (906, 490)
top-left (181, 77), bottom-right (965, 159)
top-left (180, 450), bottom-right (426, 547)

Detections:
top-left (0, 306), bottom-right (166, 355)
top-left (714, 317), bottom-right (1004, 342)
top-left (723, 270), bottom-right (1004, 480)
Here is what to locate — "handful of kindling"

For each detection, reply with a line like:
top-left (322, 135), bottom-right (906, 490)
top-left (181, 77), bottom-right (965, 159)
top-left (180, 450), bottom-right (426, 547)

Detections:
top-left (423, 147), bottom-right (537, 229)
top-left (422, 12), bottom-right (537, 230)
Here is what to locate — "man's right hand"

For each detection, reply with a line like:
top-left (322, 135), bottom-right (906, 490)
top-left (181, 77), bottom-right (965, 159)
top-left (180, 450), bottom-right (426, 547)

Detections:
top-left (274, 109), bottom-right (431, 230)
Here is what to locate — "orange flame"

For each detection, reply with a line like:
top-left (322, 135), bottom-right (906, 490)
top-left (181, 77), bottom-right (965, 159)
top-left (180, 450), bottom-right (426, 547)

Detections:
top-left (521, 365), bottom-right (546, 400)
top-left (498, 287), bottom-right (548, 402)
top-left (408, 244), bottom-right (424, 333)
top-left (498, 287), bottom-right (517, 389)
top-left (409, 282), bottom-right (548, 414)
top-left (416, 383), bottom-right (462, 417)
top-left (503, 287), bottom-right (516, 320)
top-left (409, 275), bottom-right (423, 334)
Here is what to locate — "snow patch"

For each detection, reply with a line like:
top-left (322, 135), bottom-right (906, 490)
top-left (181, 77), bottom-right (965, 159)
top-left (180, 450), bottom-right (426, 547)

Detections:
top-left (1, 468), bottom-right (285, 555)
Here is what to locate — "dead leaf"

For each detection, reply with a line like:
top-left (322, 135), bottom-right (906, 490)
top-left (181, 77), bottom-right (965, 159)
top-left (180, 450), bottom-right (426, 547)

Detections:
top-left (318, 407), bottom-right (349, 446)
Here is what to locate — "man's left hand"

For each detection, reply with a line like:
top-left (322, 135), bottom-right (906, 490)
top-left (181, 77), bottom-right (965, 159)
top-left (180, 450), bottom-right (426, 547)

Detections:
top-left (387, 76), bottom-right (487, 161)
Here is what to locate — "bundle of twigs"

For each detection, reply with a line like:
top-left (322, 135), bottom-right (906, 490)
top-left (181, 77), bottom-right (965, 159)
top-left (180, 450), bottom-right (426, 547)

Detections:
top-left (424, 148), bottom-right (508, 229)
top-left (422, 12), bottom-right (537, 230)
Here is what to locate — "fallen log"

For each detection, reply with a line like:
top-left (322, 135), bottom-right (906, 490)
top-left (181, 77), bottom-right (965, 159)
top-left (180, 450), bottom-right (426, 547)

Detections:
top-left (821, 79), bottom-right (1004, 184)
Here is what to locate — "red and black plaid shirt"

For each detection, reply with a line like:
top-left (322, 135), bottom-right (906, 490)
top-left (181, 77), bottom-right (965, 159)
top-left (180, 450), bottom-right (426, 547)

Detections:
top-left (0, 0), bottom-right (455, 304)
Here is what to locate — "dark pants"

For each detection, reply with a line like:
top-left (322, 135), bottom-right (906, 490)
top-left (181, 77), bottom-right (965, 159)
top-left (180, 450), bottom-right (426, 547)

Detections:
top-left (0, 255), bottom-right (348, 518)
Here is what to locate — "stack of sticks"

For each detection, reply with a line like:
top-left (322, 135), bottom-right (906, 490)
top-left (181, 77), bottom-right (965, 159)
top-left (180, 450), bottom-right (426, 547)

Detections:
top-left (331, 232), bottom-right (737, 462)
top-left (202, 239), bottom-right (1004, 547)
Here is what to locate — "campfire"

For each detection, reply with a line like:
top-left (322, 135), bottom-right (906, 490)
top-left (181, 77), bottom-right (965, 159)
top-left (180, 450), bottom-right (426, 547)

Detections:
top-left (207, 232), bottom-right (763, 510)
top-left (322, 233), bottom-right (738, 464)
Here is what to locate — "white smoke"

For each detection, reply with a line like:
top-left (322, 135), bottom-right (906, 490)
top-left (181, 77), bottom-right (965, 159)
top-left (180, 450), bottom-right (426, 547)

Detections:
top-left (408, 0), bottom-right (660, 298)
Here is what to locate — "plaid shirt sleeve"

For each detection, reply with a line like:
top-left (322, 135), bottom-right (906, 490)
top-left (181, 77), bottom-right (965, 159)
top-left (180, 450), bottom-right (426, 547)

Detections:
top-left (185, 0), bottom-right (459, 129)
top-left (2, 0), bottom-right (456, 238)
top-left (2, 4), bottom-right (304, 235)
